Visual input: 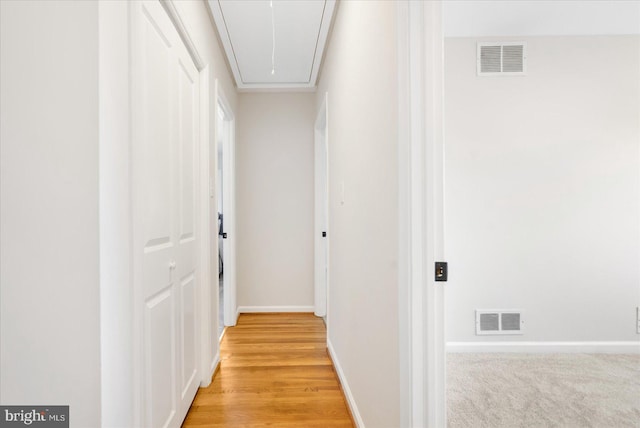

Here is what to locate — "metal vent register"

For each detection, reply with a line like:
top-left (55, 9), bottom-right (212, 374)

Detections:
top-left (478, 42), bottom-right (526, 76)
top-left (476, 310), bottom-right (524, 335)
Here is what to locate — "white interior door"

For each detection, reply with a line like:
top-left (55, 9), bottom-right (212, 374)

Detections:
top-left (314, 95), bottom-right (329, 318)
top-left (133, 2), bottom-right (200, 426)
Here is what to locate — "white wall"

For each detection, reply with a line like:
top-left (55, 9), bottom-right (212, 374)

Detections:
top-left (236, 93), bottom-right (315, 309)
top-left (444, 35), bottom-right (640, 343)
top-left (0, 1), bottom-right (101, 426)
top-left (444, 1), bottom-right (640, 38)
top-left (316, 1), bottom-right (400, 426)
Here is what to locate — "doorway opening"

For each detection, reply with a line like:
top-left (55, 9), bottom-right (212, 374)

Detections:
top-left (314, 94), bottom-right (329, 324)
top-left (214, 81), bottom-right (237, 341)
top-left (216, 106), bottom-right (225, 338)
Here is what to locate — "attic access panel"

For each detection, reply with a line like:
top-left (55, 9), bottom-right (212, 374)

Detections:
top-left (209, 0), bottom-right (336, 90)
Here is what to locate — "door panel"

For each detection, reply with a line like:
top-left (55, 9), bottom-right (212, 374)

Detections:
top-left (178, 59), bottom-right (196, 245)
top-left (145, 289), bottom-right (176, 428)
top-left (140, 2), bottom-right (176, 300)
top-left (180, 273), bottom-right (197, 398)
top-left (138, 4), bottom-right (179, 428)
top-left (141, 3), bottom-right (173, 251)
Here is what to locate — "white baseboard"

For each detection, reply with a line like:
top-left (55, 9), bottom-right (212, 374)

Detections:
top-left (237, 305), bottom-right (315, 313)
top-left (327, 339), bottom-right (365, 428)
top-left (201, 351), bottom-right (220, 387)
top-left (210, 351), bottom-right (220, 374)
top-left (447, 341), bottom-right (640, 354)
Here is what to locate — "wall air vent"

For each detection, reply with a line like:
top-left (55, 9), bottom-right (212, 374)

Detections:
top-left (476, 310), bottom-right (524, 335)
top-left (477, 42), bottom-right (526, 76)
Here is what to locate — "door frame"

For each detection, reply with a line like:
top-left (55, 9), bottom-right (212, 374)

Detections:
top-left (98, 1), bottom-right (134, 426)
top-left (214, 81), bottom-right (238, 329)
top-left (397, 1), bottom-right (446, 427)
top-left (198, 66), bottom-right (214, 386)
top-left (314, 93), bottom-right (329, 319)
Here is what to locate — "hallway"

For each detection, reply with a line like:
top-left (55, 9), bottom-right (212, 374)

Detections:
top-left (3, 2), bottom-right (638, 427)
top-left (182, 313), bottom-right (354, 427)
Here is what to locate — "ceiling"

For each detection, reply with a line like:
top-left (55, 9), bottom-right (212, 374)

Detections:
top-left (444, 0), bottom-right (640, 38)
top-left (208, 0), bottom-right (336, 91)
top-left (207, 0), bottom-right (638, 90)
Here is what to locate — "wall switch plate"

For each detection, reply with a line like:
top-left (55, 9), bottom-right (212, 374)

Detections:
top-left (435, 262), bottom-right (448, 282)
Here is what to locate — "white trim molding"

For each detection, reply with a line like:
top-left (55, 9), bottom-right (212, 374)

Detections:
top-left (397, 1), bottom-right (446, 427)
top-left (160, 0), bottom-right (204, 69)
top-left (237, 306), bottom-right (315, 313)
top-left (199, 66), bottom-right (213, 388)
top-left (314, 92), bottom-right (329, 319)
top-left (215, 80), bottom-right (239, 329)
top-left (99, 1), bottom-right (134, 426)
top-left (205, 351), bottom-right (220, 384)
top-left (447, 341), bottom-right (640, 354)
top-left (327, 340), bottom-right (365, 428)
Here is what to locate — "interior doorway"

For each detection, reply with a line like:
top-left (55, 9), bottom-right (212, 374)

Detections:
top-left (214, 81), bottom-right (237, 340)
top-left (216, 106), bottom-right (225, 337)
top-left (314, 93), bottom-right (329, 321)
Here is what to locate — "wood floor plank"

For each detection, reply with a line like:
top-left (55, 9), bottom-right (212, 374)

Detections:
top-left (182, 313), bottom-right (354, 427)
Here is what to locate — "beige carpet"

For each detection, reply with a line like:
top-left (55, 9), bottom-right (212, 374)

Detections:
top-left (447, 353), bottom-right (640, 428)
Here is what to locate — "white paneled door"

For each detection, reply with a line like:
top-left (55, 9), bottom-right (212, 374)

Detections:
top-left (132, 2), bottom-right (200, 427)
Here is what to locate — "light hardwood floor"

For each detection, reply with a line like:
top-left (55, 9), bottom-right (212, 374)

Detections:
top-left (182, 313), bottom-right (355, 427)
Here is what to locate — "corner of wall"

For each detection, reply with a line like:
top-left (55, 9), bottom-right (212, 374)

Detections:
top-left (327, 339), bottom-right (366, 428)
